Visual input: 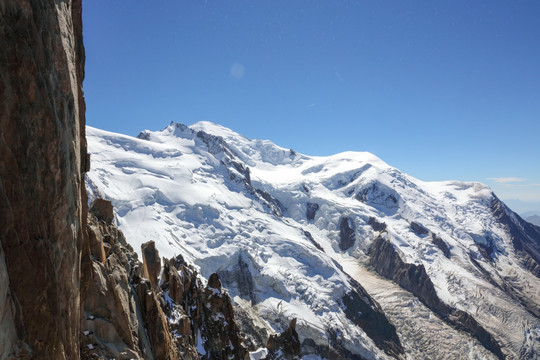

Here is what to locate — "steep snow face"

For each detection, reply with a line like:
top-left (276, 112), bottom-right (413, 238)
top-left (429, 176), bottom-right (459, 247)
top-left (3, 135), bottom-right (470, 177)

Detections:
top-left (87, 122), bottom-right (540, 359)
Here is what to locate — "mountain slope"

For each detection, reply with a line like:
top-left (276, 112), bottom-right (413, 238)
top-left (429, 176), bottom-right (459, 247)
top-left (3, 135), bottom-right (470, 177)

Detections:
top-left (86, 121), bottom-right (540, 359)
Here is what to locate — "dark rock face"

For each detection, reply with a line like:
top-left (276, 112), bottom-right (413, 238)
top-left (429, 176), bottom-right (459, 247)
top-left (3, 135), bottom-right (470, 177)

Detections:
top-left (369, 236), bottom-right (449, 314)
top-left (265, 319), bottom-right (301, 360)
top-left (491, 195), bottom-right (540, 278)
top-left (208, 272), bottom-right (223, 290)
top-left (201, 273), bottom-right (248, 360)
top-left (410, 222), bottom-right (429, 236)
top-left (218, 253), bottom-right (258, 304)
top-left (306, 202), bottom-right (319, 220)
top-left (368, 217), bottom-right (387, 232)
top-left (432, 233), bottom-right (451, 258)
top-left (341, 277), bottom-right (404, 358)
top-left (356, 182), bottom-right (400, 212)
top-left (369, 236), bottom-right (504, 359)
top-left (303, 230), bottom-right (324, 252)
top-left (255, 188), bottom-right (285, 217)
top-left (339, 217), bottom-right (356, 251)
top-left (0, 0), bottom-right (86, 358)
top-left (160, 256), bottom-right (200, 359)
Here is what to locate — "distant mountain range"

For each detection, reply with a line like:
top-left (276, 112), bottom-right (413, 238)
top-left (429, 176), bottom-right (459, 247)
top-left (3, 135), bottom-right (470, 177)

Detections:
top-left (85, 121), bottom-right (540, 359)
top-left (524, 213), bottom-right (540, 227)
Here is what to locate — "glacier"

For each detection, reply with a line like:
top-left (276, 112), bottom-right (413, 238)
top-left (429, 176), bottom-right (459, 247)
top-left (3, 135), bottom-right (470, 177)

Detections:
top-left (86, 121), bottom-right (540, 359)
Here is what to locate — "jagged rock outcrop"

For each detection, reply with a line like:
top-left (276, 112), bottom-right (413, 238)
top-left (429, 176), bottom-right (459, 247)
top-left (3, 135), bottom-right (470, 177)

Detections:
top-left (82, 205), bottom-right (257, 360)
top-left (368, 217), bottom-right (387, 232)
top-left (431, 233), bottom-right (451, 258)
top-left (201, 273), bottom-right (249, 359)
top-left (161, 257), bottom-right (250, 359)
top-left (135, 279), bottom-right (179, 360)
top-left (81, 204), bottom-right (179, 359)
top-left (141, 241), bottom-right (161, 290)
top-left (0, 0), bottom-right (86, 358)
top-left (410, 222), bottom-right (429, 236)
top-left (265, 319), bottom-right (301, 360)
top-left (339, 217), bottom-right (356, 251)
top-left (90, 198), bottom-right (115, 225)
top-left (306, 202), bottom-right (319, 220)
top-left (369, 236), bottom-right (447, 313)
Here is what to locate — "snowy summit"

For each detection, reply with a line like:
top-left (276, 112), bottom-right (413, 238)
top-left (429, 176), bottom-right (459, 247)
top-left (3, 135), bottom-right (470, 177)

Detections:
top-left (86, 121), bottom-right (540, 359)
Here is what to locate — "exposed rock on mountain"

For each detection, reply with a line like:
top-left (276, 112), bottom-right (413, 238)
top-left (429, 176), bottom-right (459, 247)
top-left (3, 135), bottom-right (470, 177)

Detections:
top-left (81, 208), bottom-right (156, 359)
top-left (368, 235), bottom-right (504, 359)
top-left (339, 217), bottom-right (356, 251)
top-left (141, 241), bottom-right (162, 290)
top-left (265, 319), bottom-right (301, 360)
top-left (0, 0), bottom-right (86, 358)
top-left (306, 202), bottom-right (319, 221)
top-left (0, 3), bottom-right (271, 359)
top-left (87, 121), bottom-right (540, 359)
top-left (3, 0), bottom-right (540, 358)
top-left (491, 196), bottom-right (540, 278)
top-left (159, 253), bottom-right (250, 359)
top-left (83, 201), bottom-right (264, 360)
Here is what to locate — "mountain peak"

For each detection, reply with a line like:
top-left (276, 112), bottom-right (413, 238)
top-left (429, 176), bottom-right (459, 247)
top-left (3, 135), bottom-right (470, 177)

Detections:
top-left (189, 120), bottom-right (240, 138)
top-left (86, 123), bottom-right (540, 359)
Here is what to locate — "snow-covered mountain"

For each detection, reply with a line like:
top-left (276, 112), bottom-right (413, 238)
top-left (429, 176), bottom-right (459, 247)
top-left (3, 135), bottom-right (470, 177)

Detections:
top-left (86, 121), bottom-right (540, 359)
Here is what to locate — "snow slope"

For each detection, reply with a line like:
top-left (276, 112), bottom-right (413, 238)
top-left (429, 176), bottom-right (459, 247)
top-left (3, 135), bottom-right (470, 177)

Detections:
top-left (86, 122), bottom-right (540, 359)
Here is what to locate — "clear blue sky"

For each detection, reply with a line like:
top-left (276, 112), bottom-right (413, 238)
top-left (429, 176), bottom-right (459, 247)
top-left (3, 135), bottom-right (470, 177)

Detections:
top-left (83, 0), bottom-right (540, 213)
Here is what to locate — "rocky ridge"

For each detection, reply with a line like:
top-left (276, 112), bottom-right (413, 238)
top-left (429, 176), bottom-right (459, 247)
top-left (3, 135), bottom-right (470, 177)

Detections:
top-left (82, 199), bottom-right (282, 360)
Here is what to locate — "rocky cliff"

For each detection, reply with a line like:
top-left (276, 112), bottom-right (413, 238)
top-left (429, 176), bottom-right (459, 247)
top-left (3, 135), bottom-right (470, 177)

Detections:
top-left (2, 2), bottom-right (292, 359)
top-left (368, 235), bottom-right (504, 359)
top-left (80, 194), bottom-right (299, 358)
top-left (0, 1), bottom-right (378, 359)
top-left (0, 0), bottom-right (86, 358)
top-left (81, 200), bottom-right (300, 359)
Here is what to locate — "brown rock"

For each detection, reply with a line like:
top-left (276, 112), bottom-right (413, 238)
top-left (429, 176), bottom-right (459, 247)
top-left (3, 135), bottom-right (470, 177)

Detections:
top-left (142, 240), bottom-right (161, 290)
top-left (87, 219), bottom-right (106, 263)
top-left (0, 0), bottom-right (87, 358)
top-left (90, 198), bottom-right (115, 225)
top-left (136, 280), bottom-right (179, 360)
top-left (208, 272), bottom-right (222, 290)
top-left (162, 260), bottom-right (185, 304)
top-left (200, 273), bottom-right (249, 360)
top-left (80, 214), bottom-right (150, 359)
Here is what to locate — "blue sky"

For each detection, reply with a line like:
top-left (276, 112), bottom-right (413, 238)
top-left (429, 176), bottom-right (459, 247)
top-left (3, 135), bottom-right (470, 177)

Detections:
top-left (83, 0), bottom-right (540, 213)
